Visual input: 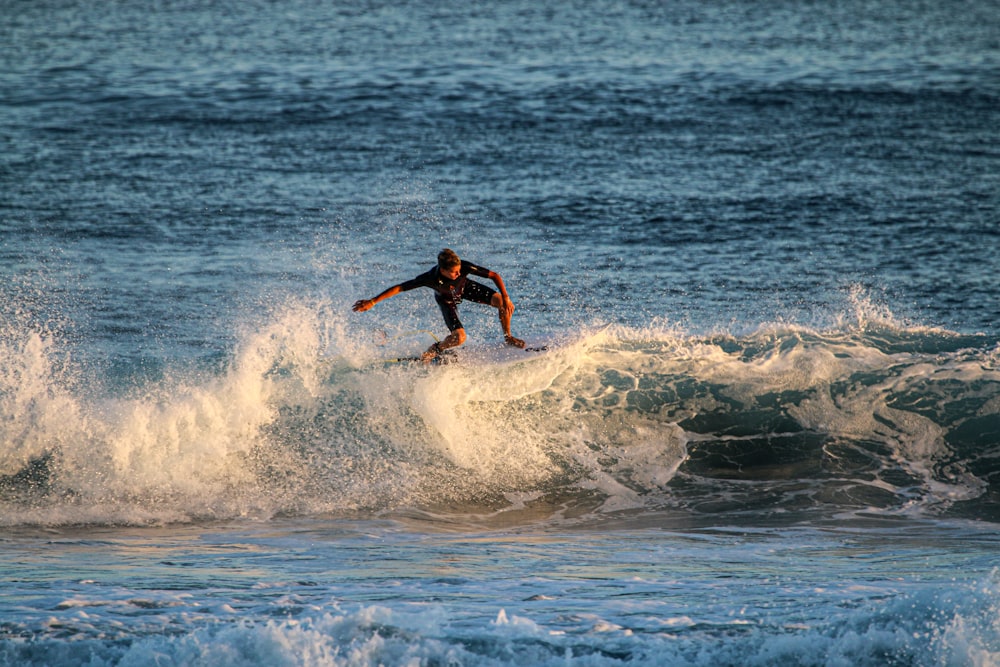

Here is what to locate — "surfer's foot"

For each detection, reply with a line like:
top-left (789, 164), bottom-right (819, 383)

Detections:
top-left (505, 335), bottom-right (525, 348)
top-left (421, 344), bottom-right (443, 363)
top-left (421, 342), bottom-right (441, 363)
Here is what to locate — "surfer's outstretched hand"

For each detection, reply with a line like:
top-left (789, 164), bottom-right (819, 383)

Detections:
top-left (352, 299), bottom-right (374, 312)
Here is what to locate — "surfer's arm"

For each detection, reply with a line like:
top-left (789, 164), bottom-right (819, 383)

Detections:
top-left (352, 284), bottom-right (403, 312)
top-left (485, 270), bottom-right (515, 317)
top-left (354, 270), bottom-right (431, 312)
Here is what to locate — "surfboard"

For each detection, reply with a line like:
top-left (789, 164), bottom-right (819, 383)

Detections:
top-left (374, 324), bottom-right (614, 369)
top-left (449, 340), bottom-right (551, 366)
top-left (382, 337), bottom-right (554, 367)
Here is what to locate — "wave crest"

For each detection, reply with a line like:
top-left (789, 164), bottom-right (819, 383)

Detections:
top-left (2, 301), bottom-right (998, 526)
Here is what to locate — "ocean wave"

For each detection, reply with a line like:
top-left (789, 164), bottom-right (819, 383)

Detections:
top-left (2, 298), bottom-right (998, 527)
top-left (2, 574), bottom-right (998, 667)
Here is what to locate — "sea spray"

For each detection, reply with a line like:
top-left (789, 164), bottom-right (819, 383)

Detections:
top-left (0, 332), bottom-right (84, 484)
top-left (3, 298), bottom-right (1000, 526)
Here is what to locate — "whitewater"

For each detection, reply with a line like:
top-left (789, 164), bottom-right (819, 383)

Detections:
top-left (4, 290), bottom-right (999, 527)
top-left (3, 294), bottom-right (1000, 665)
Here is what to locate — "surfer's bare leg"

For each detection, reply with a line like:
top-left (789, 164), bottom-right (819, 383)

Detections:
top-left (491, 293), bottom-right (524, 347)
top-left (422, 328), bottom-right (466, 361)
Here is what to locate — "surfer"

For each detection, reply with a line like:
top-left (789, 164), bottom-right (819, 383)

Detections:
top-left (352, 248), bottom-right (526, 361)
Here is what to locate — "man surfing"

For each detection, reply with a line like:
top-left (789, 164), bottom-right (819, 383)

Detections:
top-left (352, 248), bottom-right (526, 361)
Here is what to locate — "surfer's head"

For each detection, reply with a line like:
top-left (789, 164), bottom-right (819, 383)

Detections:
top-left (437, 248), bottom-right (461, 280)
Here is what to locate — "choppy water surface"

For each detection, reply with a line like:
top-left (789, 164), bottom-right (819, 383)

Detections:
top-left (2, 0), bottom-right (999, 664)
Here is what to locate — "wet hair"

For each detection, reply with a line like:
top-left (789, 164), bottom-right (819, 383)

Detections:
top-left (437, 248), bottom-right (461, 269)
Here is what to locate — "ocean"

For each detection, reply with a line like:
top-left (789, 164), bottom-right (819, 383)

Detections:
top-left (2, 0), bottom-right (999, 664)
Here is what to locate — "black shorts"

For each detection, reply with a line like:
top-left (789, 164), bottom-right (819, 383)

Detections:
top-left (435, 280), bottom-right (496, 331)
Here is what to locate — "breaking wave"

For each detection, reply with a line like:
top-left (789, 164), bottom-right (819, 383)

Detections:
top-left (2, 295), bottom-right (999, 527)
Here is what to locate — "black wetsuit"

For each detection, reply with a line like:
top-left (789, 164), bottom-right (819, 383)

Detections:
top-left (398, 260), bottom-right (497, 331)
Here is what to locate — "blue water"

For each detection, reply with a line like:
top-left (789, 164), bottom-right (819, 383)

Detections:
top-left (3, 0), bottom-right (1000, 664)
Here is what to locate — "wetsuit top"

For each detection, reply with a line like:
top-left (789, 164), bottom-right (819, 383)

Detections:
top-left (398, 260), bottom-right (492, 305)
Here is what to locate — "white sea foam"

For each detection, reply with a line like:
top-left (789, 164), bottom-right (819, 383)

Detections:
top-left (2, 298), bottom-right (998, 527)
top-left (4, 572), bottom-right (999, 667)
